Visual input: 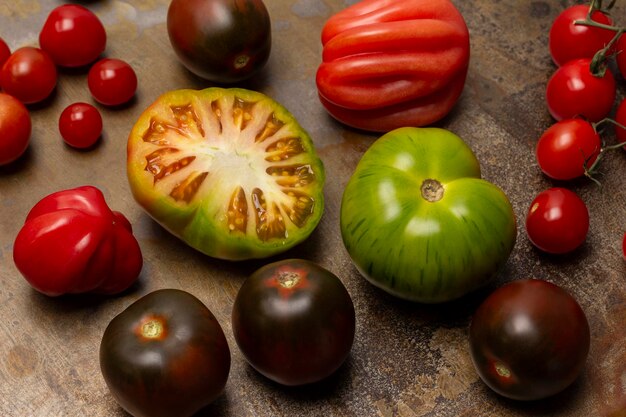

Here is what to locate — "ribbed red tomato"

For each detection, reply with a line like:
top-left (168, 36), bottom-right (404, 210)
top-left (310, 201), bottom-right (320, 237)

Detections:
top-left (316, 0), bottom-right (470, 132)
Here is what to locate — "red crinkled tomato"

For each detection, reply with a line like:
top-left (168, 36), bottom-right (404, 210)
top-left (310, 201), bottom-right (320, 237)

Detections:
top-left (316, 0), bottom-right (470, 132)
top-left (13, 186), bottom-right (143, 296)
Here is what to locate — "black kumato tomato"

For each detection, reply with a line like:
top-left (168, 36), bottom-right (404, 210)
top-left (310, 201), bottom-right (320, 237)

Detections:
top-left (469, 279), bottom-right (590, 401)
top-left (99, 289), bottom-right (231, 417)
top-left (167, 0), bottom-right (271, 83)
top-left (232, 259), bottom-right (356, 386)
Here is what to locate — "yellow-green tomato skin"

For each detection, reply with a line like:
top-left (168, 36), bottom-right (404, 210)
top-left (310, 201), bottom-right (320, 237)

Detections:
top-left (340, 127), bottom-right (517, 303)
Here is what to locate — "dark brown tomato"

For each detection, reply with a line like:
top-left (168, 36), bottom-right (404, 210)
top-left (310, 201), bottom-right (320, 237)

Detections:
top-left (232, 259), bottom-right (356, 386)
top-left (99, 289), bottom-right (231, 417)
top-left (167, 0), bottom-right (271, 83)
top-left (469, 279), bottom-right (590, 401)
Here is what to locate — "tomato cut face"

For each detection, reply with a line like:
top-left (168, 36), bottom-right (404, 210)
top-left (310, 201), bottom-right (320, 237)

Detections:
top-left (127, 88), bottom-right (325, 260)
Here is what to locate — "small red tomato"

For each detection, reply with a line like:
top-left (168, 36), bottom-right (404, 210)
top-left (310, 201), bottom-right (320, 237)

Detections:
top-left (0, 37), bottom-right (10, 69)
top-left (548, 5), bottom-right (615, 67)
top-left (0, 93), bottom-right (31, 165)
top-left (88, 58), bottom-right (137, 106)
top-left (1, 47), bottom-right (58, 104)
top-left (525, 187), bottom-right (589, 254)
top-left (39, 4), bottom-right (106, 67)
top-left (536, 118), bottom-right (600, 180)
top-left (616, 33), bottom-right (626, 80)
top-left (545, 58), bottom-right (615, 123)
top-left (59, 102), bottom-right (103, 149)
top-left (470, 279), bottom-right (590, 401)
top-left (614, 98), bottom-right (626, 148)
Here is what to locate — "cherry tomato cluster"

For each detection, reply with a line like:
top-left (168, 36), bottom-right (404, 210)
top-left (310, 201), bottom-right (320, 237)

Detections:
top-left (527, 0), bottom-right (626, 255)
top-left (0, 4), bottom-right (138, 161)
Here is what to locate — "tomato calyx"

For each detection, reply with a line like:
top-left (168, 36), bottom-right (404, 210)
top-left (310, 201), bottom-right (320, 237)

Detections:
top-left (574, 0), bottom-right (624, 77)
top-left (583, 117), bottom-right (626, 185)
top-left (136, 315), bottom-right (168, 341)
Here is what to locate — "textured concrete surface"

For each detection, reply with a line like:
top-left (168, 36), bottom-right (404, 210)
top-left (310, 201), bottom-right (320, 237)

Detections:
top-left (0, 0), bottom-right (625, 416)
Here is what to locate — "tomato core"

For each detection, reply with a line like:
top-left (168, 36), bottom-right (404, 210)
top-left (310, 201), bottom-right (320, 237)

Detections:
top-left (421, 179), bottom-right (444, 202)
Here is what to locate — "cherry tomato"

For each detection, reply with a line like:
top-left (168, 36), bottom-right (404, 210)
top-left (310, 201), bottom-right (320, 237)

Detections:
top-left (0, 93), bottom-right (31, 165)
top-left (1, 47), bottom-right (58, 104)
top-left (39, 4), bottom-right (106, 68)
top-left (88, 58), bottom-right (137, 106)
top-left (548, 5), bottom-right (615, 67)
top-left (617, 33), bottom-right (626, 80)
top-left (470, 279), bottom-right (590, 401)
top-left (58, 102), bottom-right (103, 149)
top-left (0, 37), bottom-right (10, 70)
top-left (614, 97), bottom-right (626, 148)
top-left (545, 58), bottom-right (615, 123)
top-left (536, 118), bottom-right (601, 180)
top-left (525, 187), bottom-right (589, 254)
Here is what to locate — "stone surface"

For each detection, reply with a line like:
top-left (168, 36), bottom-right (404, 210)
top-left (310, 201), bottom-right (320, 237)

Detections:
top-left (0, 0), bottom-right (625, 416)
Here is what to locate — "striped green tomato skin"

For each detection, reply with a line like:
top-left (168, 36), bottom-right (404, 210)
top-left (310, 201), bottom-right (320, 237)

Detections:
top-left (340, 127), bottom-right (516, 303)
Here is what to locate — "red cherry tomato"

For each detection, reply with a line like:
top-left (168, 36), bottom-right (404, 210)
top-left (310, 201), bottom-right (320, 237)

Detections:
top-left (0, 93), bottom-right (31, 165)
top-left (59, 102), bottom-right (103, 149)
top-left (1, 47), bottom-right (58, 104)
top-left (0, 37), bottom-right (10, 70)
top-left (614, 98), bottom-right (626, 148)
top-left (536, 118), bottom-right (601, 180)
top-left (548, 5), bottom-right (615, 67)
top-left (617, 33), bottom-right (626, 80)
top-left (545, 58), bottom-right (615, 123)
top-left (39, 4), bottom-right (106, 68)
top-left (87, 58), bottom-right (137, 106)
top-left (525, 188), bottom-right (589, 254)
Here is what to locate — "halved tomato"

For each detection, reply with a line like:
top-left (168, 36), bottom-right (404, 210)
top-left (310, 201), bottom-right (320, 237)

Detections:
top-left (127, 88), bottom-right (325, 260)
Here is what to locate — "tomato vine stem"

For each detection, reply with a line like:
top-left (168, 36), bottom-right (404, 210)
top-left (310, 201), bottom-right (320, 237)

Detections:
top-left (584, 118), bottom-right (626, 185)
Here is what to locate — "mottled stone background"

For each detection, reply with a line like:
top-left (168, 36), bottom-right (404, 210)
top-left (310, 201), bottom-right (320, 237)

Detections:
top-left (0, 0), bottom-right (624, 416)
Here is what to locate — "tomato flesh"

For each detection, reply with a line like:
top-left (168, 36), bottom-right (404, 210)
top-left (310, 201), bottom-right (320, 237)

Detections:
top-left (127, 88), bottom-right (325, 260)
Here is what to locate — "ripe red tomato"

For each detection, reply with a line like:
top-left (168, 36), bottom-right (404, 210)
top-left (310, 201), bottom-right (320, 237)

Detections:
top-left (0, 93), bottom-right (31, 165)
top-left (1, 47), bottom-right (58, 104)
top-left (617, 33), bottom-right (626, 80)
top-left (614, 97), bottom-right (626, 147)
top-left (316, 0), bottom-right (470, 132)
top-left (469, 279), bottom-right (590, 401)
top-left (525, 187), bottom-right (589, 254)
top-left (545, 58), bottom-right (615, 123)
top-left (0, 37), bottom-right (10, 69)
top-left (232, 259), bottom-right (355, 386)
top-left (535, 118), bottom-right (601, 180)
top-left (88, 58), bottom-right (137, 106)
top-left (39, 4), bottom-right (106, 67)
top-left (548, 5), bottom-right (615, 67)
top-left (58, 102), bottom-right (103, 149)
top-left (13, 186), bottom-right (143, 296)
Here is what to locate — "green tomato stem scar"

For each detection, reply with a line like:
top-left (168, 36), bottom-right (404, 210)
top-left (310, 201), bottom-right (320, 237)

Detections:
top-left (495, 362), bottom-right (511, 378)
top-left (139, 317), bottom-right (166, 340)
top-left (234, 55), bottom-right (250, 69)
top-left (421, 179), bottom-right (444, 202)
top-left (278, 272), bottom-right (300, 288)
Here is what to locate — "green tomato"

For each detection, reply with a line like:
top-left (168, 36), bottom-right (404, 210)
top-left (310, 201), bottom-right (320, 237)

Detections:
top-left (340, 127), bottom-right (516, 303)
top-left (127, 88), bottom-right (325, 260)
